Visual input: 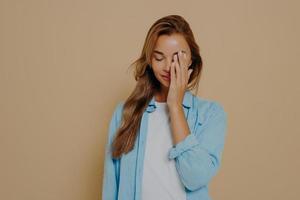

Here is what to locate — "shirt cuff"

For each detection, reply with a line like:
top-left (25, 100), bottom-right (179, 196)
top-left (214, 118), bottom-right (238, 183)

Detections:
top-left (168, 133), bottom-right (200, 160)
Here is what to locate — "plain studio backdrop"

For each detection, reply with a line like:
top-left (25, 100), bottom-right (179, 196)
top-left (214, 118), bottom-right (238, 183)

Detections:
top-left (0, 0), bottom-right (299, 199)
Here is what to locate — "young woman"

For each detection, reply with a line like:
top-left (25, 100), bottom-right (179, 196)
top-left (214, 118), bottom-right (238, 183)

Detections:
top-left (102, 15), bottom-right (228, 200)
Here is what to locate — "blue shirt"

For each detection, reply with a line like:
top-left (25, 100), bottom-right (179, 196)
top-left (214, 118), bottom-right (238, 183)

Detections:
top-left (102, 90), bottom-right (228, 200)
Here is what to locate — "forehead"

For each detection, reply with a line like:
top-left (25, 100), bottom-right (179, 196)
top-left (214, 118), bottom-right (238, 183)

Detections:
top-left (153, 33), bottom-right (190, 55)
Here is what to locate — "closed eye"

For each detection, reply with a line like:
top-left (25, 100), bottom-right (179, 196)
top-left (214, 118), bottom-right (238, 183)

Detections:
top-left (155, 58), bottom-right (163, 61)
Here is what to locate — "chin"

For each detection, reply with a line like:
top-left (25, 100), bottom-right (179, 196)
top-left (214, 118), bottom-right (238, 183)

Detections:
top-left (161, 80), bottom-right (170, 88)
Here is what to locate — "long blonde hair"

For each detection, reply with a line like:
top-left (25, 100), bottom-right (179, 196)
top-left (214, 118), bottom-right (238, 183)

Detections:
top-left (111, 15), bottom-right (203, 159)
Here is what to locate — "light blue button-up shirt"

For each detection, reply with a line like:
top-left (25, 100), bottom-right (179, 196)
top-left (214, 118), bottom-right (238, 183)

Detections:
top-left (102, 90), bottom-right (228, 200)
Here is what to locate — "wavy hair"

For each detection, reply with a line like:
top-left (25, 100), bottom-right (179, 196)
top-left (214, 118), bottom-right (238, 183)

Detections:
top-left (111, 15), bottom-right (203, 159)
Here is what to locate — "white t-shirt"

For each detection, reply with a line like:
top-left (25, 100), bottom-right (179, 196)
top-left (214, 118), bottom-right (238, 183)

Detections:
top-left (141, 100), bottom-right (186, 200)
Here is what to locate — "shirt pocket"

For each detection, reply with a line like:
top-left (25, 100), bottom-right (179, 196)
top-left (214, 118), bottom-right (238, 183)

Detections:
top-left (192, 109), bottom-right (206, 140)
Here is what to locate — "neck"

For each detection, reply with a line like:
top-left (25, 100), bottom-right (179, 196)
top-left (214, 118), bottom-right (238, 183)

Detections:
top-left (155, 87), bottom-right (169, 102)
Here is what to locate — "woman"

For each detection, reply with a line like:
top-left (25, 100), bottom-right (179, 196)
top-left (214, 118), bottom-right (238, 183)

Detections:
top-left (102, 15), bottom-right (228, 200)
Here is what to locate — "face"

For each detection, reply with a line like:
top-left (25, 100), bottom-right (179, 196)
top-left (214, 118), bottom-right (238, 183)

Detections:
top-left (151, 33), bottom-right (192, 90)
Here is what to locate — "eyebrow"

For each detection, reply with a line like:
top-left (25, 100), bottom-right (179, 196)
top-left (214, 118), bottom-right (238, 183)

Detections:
top-left (153, 50), bottom-right (186, 56)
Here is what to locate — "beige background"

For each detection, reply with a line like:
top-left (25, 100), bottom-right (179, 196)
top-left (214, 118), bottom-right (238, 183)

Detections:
top-left (1, 0), bottom-right (299, 199)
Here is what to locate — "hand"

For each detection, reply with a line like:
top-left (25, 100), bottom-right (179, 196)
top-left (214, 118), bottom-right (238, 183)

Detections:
top-left (167, 50), bottom-right (193, 108)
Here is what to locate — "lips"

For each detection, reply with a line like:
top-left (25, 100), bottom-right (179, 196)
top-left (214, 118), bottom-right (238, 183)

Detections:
top-left (162, 75), bottom-right (170, 80)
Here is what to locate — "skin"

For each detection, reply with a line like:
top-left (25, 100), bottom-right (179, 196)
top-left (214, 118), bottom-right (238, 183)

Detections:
top-left (151, 33), bottom-right (194, 145)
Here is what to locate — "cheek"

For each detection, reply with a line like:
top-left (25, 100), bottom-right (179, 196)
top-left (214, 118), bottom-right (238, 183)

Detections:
top-left (151, 64), bottom-right (163, 78)
top-left (152, 66), bottom-right (161, 76)
top-left (151, 60), bottom-right (164, 70)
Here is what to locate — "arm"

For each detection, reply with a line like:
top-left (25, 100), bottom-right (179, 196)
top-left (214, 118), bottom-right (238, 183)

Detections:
top-left (102, 103), bottom-right (123, 200)
top-left (168, 102), bottom-right (228, 191)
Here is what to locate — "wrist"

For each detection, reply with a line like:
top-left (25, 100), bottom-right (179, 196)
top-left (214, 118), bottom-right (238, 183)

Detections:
top-left (167, 103), bottom-right (182, 112)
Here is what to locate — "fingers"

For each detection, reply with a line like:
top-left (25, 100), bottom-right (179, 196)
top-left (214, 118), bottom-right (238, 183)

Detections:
top-left (172, 50), bottom-right (192, 87)
top-left (184, 52), bottom-right (193, 82)
top-left (174, 54), bottom-right (181, 86)
top-left (180, 51), bottom-right (188, 85)
top-left (170, 58), bottom-right (176, 87)
top-left (177, 50), bottom-right (188, 85)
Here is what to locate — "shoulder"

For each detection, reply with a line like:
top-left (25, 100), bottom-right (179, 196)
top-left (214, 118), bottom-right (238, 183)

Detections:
top-left (111, 101), bottom-right (125, 125)
top-left (191, 94), bottom-right (227, 125)
top-left (107, 101), bottom-right (125, 142)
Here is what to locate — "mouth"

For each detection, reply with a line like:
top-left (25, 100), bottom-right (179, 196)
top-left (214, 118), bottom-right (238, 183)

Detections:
top-left (162, 75), bottom-right (170, 81)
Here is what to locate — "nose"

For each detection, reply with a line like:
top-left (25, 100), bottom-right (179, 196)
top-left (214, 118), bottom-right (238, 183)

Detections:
top-left (164, 57), bottom-right (175, 71)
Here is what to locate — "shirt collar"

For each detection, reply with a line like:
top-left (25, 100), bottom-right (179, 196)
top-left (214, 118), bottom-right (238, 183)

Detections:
top-left (146, 90), bottom-right (194, 113)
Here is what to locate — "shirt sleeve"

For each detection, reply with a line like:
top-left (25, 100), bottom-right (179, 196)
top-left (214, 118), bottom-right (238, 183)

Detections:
top-left (168, 101), bottom-right (228, 191)
top-left (102, 102), bottom-right (123, 200)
